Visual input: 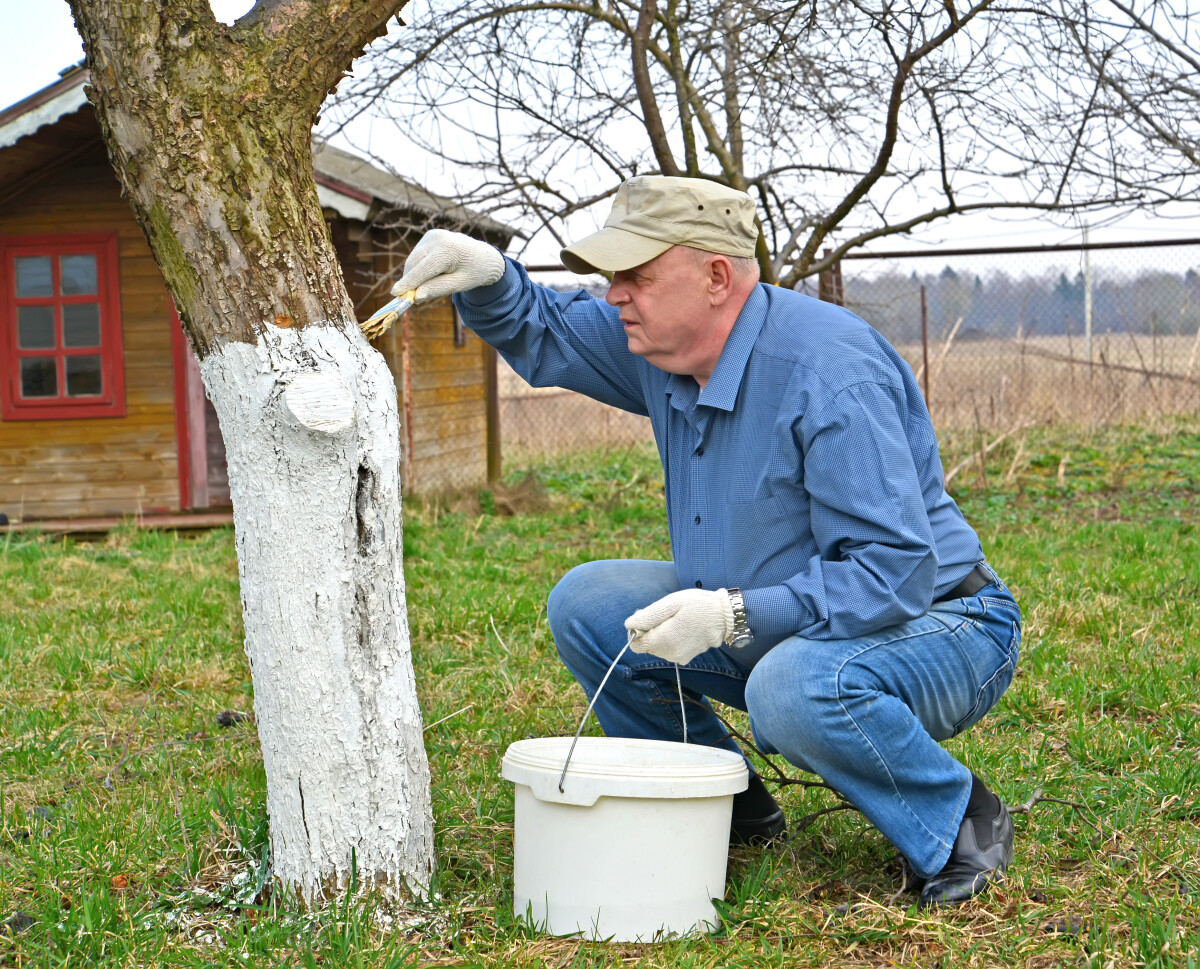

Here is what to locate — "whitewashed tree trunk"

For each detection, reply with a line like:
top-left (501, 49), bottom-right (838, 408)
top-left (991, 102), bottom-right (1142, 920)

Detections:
top-left (200, 322), bottom-right (434, 904)
top-left (67, 0), bottom-right (436, 903)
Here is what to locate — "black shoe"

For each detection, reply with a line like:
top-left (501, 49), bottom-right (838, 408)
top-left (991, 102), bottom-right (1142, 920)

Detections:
top-left (731, 774), bottom-right (786, 845)
top-left (919, 798), bottom-right (1014, 908)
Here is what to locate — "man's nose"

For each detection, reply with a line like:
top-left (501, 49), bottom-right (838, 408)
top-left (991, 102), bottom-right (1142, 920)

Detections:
top-left (605, 283), bottom-right (628, 307)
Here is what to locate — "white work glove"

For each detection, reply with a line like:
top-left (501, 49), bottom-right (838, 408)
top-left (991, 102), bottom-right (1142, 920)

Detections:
top-left (390, 228), bottom-right (505, 305)
top-left (624, 588), bottom-right (735, 665)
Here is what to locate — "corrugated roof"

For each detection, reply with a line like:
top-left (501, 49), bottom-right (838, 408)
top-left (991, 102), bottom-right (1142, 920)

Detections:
top-left (0, 66), bottom-right (89, 151)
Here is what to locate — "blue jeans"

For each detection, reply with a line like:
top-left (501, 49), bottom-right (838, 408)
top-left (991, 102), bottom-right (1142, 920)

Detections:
top-left (547, 559), bottom-right (1021, 878)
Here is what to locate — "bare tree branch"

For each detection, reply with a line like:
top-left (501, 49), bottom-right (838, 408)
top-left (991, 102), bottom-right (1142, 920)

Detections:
top-left (329, 0), bottom-right (1200, 282)
top-left (633, 0), bottom-right (682, 175)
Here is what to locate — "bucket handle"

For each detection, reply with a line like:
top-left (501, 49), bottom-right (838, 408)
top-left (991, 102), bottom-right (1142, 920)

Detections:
top-left (557, 632), bottom-right (689, 793)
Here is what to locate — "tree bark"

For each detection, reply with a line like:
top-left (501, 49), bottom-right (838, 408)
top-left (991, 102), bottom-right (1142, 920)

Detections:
top-left (68, 0), bottom-right (435, 904)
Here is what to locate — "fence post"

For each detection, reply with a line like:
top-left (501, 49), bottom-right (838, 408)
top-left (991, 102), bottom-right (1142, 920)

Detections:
top-left (1083, 224), bottom-right (1093, 372)
top-left (818, 247), bottom-right (844, 306)
top-left (921, 284), bottom-right (931, 419)
top-left (485, 344), bottom-right (502, 483)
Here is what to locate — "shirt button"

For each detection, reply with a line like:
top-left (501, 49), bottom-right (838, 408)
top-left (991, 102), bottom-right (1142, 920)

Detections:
top-left (696, 447), bottom-right (705, 456)
top-left (694, 515), bottom-right (701, 524)
top-left (695, 580), bottom-right (703, 588)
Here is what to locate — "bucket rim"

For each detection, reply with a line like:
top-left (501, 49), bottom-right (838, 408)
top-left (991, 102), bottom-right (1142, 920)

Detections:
top-left (502, 736), bottom-right (749, 805)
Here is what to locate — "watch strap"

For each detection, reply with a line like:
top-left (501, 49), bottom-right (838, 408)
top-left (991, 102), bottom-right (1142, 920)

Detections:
top-left (726, 587), bottom-right (753, 649)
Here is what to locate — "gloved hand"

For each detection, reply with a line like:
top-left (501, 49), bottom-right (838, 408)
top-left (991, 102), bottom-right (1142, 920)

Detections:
top-left (390, 228), bottom-right (505, 305)
top-left (624, 588), bottom-right (735, 665)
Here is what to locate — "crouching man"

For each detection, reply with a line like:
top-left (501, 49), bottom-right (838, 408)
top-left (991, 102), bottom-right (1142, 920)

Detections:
top-left (365, 176), bottom-right (1022, 907)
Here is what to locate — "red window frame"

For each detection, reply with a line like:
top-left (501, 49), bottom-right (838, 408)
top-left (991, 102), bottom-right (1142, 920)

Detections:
top-left (1, 233), bottom-right (125, 421)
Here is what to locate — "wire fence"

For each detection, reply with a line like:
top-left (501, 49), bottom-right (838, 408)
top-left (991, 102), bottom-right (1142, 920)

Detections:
top-left (500, 239), bottom-right (1200, 464)
top-left (823, 238), bottom-right (1200, 433)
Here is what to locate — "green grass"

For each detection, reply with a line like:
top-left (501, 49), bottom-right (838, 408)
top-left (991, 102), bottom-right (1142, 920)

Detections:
top-left (2, 419), bottom-right (1199, 967)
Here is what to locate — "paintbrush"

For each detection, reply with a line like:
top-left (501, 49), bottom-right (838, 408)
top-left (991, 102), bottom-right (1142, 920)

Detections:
top-left (360, 289), bottom-right (418, 340)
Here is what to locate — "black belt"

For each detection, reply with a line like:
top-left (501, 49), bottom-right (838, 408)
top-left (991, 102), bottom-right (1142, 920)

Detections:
top-left (934, 563), bottom-right (992, 603)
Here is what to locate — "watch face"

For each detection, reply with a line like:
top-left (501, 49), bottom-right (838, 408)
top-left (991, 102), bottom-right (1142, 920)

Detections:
top-left (728, 633), bottom-right (752, 650)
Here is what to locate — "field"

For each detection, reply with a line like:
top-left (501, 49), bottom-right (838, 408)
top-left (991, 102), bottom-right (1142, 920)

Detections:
top-left (892, 333), bottom-right (1200, 432)
top-left (2, 420), bottom-right (1199, 967)
top-left (497, 333), bottom-right (1200, 462)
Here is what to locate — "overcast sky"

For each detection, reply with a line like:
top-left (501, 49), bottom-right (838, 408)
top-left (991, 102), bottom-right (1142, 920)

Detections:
top-left (2, 1), bottom-right (1197, 275)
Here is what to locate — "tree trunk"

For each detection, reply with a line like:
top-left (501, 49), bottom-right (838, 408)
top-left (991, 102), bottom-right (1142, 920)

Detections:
top-left (68, 0), bottom-right (435, 904)
top-left (203, 326), bottom-right (433, 904)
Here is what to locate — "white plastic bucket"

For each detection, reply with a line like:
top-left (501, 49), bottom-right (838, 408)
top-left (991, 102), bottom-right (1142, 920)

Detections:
top-left (501, 736), bottom-right (748, 942)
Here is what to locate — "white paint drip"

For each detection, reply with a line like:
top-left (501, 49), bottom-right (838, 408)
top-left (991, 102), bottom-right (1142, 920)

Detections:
top-left (198, 321), bottom-right (434, 904)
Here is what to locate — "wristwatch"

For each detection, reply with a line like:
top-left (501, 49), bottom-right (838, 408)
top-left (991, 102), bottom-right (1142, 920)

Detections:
top-left (726, 588), bottom-right (753, 650)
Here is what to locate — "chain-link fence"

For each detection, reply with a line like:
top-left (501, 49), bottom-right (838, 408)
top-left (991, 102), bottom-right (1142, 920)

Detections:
top-left (501, 240), bottom-right (1200, 463)
top-left (823, 238), bottom-right (1200, 433)
top-left (498, 361), bottom-right (655, 464)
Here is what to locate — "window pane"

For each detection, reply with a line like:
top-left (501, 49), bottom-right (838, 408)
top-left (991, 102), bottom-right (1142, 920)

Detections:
top-left (15, 256), bottom-right (53, 297)
top-left (60, 254), bottom-right (98, 295)
top-left (18, 305), bottom-right (56, 348)
top-left (20, 357), bottom-right (57, 397)
top-left (62, 303), bottom-right (101, 347)
top-left (65, 355), bottom-right (103, 397)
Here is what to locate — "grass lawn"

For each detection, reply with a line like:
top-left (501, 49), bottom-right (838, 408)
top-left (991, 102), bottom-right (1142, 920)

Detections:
top-left (2, 419), bottom-right (1198, 967)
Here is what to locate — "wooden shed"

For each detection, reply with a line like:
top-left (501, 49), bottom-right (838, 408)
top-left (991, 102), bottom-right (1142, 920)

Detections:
top-left (0, 66), bottom-right (511, 525)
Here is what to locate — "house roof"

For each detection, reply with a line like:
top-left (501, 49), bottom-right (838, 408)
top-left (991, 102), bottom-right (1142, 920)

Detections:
top-left (0, 65), bottom-right (512, 242)
top-left (311, 142), bottom-right (510, 238)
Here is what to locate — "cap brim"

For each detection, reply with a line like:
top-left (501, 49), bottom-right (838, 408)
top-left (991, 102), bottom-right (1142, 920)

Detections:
top-left (560, 226), bottom-right (673, 275)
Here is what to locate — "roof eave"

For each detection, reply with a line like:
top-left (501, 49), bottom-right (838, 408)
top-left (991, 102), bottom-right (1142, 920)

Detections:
top-left (0, 70), bottom-right (90, 152)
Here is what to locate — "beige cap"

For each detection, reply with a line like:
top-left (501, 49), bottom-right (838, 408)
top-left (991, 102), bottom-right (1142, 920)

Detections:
top-left (560, 176), bottom-right (759, 274)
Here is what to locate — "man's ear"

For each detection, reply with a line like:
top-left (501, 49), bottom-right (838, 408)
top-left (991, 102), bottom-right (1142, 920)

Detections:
top-left (707, 255), bottom-right (735, 304)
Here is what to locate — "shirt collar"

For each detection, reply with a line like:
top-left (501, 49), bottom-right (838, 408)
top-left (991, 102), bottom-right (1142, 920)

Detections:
top-left (695, 283), bottom-right (768, 412)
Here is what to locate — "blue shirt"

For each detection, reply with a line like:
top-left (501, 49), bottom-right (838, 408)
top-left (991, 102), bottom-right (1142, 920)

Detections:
top-left (456, 260), bottom-right (985, 657)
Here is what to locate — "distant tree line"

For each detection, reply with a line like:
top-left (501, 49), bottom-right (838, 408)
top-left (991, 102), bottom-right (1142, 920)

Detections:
top-left (838, 263), bottom-right (1200, 345)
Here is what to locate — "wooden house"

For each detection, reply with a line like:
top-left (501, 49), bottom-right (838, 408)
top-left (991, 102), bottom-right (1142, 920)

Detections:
top-left (0, 65), bottom-right (510, 525)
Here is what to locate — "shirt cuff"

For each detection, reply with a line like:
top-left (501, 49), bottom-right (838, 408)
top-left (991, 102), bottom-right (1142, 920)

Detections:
top-left (458, 256), bottom-right (520, 306)
top-left (742, 585), bottom-right (814, 642)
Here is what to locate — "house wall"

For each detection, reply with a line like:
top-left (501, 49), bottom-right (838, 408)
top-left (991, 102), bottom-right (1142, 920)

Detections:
top-left (0, 153), bottom-right (181, 520)
top-left (405, 299), bottom-right (489, 494)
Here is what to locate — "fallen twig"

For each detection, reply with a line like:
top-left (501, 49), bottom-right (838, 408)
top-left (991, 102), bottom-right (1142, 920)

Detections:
top-left (691, 699), bottom-right (839, 793)
top-left (792, 803), bottom-right (859, 832)
top-left (424, 704), bottom-right (475, 733)
top-left (1009, 786), bottom-right (1098, 832)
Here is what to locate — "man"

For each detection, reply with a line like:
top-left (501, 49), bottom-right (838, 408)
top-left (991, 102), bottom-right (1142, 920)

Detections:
top-left (368, 176), bottom-right (1022, 908)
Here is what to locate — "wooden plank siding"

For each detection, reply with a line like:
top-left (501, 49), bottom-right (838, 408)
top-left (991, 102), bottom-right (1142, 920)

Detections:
top-left (0, 156), bottom-right (181, 520)
top-left (356, 239), bottom-right (489, 496)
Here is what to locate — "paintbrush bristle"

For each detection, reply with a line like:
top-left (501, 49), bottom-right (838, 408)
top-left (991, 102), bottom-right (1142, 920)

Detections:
top-left (360, 290), bottom-right (417, 340)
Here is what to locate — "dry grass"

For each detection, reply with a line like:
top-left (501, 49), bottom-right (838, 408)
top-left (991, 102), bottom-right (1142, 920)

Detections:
top-left (498, 334), bottom-right (1200, 466)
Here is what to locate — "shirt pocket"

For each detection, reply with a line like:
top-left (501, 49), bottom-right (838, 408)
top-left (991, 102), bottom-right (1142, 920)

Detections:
top-left (723, 495), bottom-right (796, 585)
